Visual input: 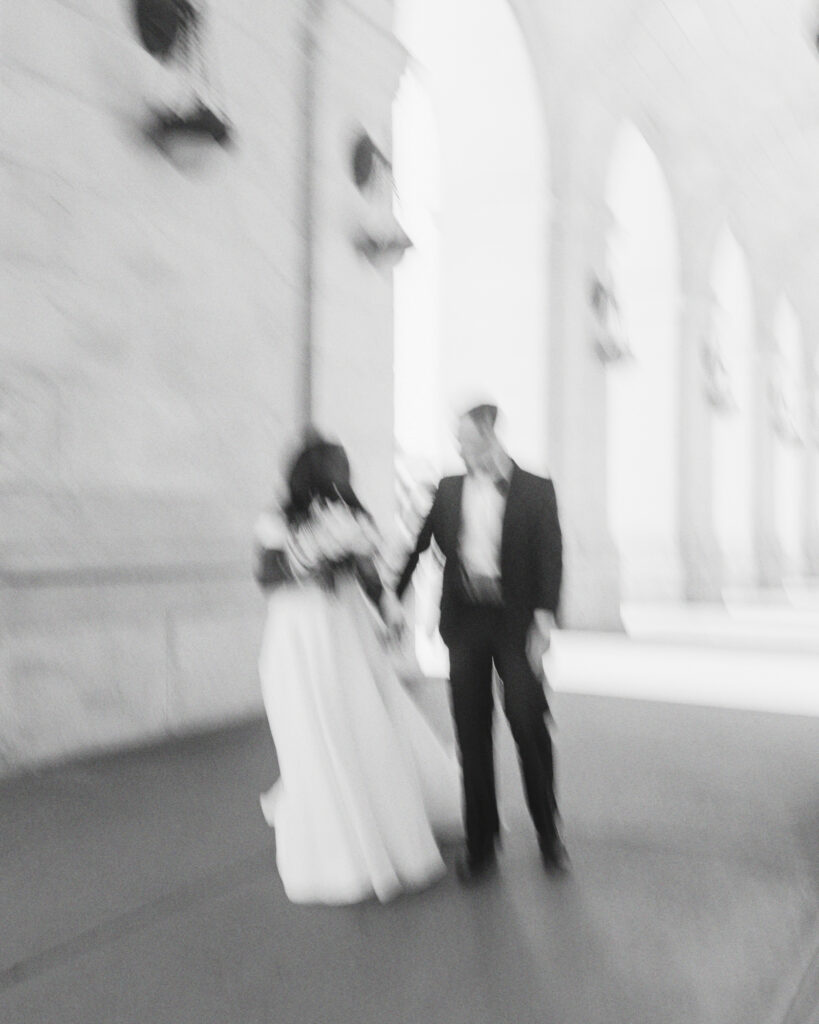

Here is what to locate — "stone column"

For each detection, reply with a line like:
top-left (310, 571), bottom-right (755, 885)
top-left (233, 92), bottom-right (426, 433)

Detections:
top-left (677, 227), bottom-right (724, 601)
top-left (750, 284), bottom-right (783, 587)
top-left (546, 115), bottom-right (622, 631)
top-left (799, 309), bottom-right (819, 576)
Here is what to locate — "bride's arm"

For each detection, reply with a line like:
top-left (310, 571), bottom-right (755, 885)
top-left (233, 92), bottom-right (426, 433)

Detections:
top-left (254, 509), bottom-right (318, 589)
top-left (254, 511), bottom-right (290, 590)
top-left (255, 547), bottom-right (298, 589)
top-left (350, 513), bottom-right (405, 638)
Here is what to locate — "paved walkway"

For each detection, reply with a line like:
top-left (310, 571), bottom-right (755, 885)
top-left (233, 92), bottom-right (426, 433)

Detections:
top-left (2, 688), bottom-right (818, 1023)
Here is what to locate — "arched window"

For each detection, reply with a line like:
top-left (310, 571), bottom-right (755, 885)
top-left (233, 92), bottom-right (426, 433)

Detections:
top-left (605, 123), bottom-right (682, 601)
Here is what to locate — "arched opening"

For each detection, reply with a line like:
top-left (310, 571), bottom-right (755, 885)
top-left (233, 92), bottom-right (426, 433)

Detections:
top-left (605, 123), bottom-right (682, 602)
top-left (709, 227), bottom-right (754, 588)
top-left (393, 70), bottom-right (442, 473)
top-left (393, 0), bottom-right (549, 669)
top-left (772, 297), bottom-right (805, 578)
top-left (393, 0), bottom-right (548, 474)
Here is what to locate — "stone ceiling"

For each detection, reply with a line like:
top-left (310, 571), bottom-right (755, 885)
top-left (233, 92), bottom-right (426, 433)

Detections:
top-left (527, 0), bottom-right (819, 305)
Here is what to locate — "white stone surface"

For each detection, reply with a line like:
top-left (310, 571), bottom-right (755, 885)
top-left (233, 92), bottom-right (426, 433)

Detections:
top-left (0, 0), bottom-right (400, 774)
top-left (166, 605), bottom-right (266, 731)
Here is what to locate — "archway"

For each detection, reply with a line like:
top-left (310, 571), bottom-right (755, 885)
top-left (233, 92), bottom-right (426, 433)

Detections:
top-left (393, 0), bottom-right (549, 474)
top-left (393, 0), bottom-right (549, 668)
top-left (605, 123), bottom-right (682, 601)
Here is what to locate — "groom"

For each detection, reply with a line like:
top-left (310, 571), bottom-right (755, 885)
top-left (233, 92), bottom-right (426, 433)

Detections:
top-left (396, 403), bottom-right (566, 883)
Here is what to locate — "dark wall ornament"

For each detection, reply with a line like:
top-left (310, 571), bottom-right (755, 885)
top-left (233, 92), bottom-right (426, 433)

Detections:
top-left (134, 0), bottom-right (233, 161)
top-left (770, 377), bottom-right (804, 446)
top-left (353, 226), bottom-right (413, 270)
top-left (591, 275), bottom-right (633, 365)
top-left (349, 129), bottom-right (413, 270)
top-left (134, 0), bottom-right (198, 61)
top-left (701, 337), bottom-right (738, 414)
top-left (352, 133), bottom-right (388, 192)
top-left (144, 102), bottom-right (231, 151)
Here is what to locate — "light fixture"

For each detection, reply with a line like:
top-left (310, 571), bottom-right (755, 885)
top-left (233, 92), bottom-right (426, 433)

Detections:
top-left (701, 337), bottom-right (738, 413)
top-left (350, 130), bottom-right (413, 270)
top-left (769, 361), bottom-right (804, 445)
top-left (144, 103), bottom-right (230, 152)
top-left (590, 275), bottom-right (632, 364)
top-left (353, 226), bottom-right (413, 269)
top-left (352, 133), bottom-right (383, 192)
top-left (701, 300), bottom-right (738, 413)
top-left (134, 0), bottom-right (233, 163)
top-left (134, 0), bottom-right (197, 59)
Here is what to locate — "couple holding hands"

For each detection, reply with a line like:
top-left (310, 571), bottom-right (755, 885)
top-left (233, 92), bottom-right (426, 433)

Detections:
top-left (254, 402), bottom-right (565, 905)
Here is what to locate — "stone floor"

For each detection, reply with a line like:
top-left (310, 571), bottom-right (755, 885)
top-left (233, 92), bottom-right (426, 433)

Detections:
top-left (1, 687), bottom-right (818, 1024)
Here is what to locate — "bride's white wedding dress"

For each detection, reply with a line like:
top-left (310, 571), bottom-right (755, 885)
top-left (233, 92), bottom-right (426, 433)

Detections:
top-left (256, 509), bottom-right (463, 905)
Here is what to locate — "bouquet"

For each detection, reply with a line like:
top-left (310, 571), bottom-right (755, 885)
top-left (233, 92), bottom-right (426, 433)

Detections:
top-left (256, 499), bottom-right (405, 640)
top-left (285, 499), bottom-right (380, 592)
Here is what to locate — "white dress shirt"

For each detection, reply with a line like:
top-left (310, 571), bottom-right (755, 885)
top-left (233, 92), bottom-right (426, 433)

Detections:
top-left (459, 469), bottom-right (509, 580)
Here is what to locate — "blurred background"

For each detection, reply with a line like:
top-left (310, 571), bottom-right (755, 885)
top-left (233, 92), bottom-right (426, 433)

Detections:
top-left (3, 0), bottom-right (819, 775)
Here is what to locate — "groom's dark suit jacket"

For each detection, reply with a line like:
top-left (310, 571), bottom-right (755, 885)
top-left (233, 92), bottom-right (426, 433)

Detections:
top-left (396, 464), bottom-right (563, 643)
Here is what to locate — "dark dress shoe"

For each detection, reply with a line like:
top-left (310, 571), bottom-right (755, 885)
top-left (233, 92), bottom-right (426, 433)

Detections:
top-left (539, 836), bottom-right (569, 874)
top-left (455, 849), bottom-right (498, 886)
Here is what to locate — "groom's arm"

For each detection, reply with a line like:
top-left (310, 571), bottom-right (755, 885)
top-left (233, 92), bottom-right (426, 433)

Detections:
top-left (534, 478), bottom-right (563, 619)
top-left (395, 486), bottom-right (440, 601)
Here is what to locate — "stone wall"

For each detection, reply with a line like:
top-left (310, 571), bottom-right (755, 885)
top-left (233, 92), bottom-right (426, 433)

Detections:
top-left (0, 0), bottom-right (401, 774)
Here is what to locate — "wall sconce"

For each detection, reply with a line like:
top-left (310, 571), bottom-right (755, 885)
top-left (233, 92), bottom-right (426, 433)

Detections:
top-left (134, 0), bottom-right (197, 59)
top-left (354, 227), bottom-right (413, 269)
top-left (700, 335), bottom-right (737, 414)
top-left (590, 275), bottom-right (632, 364)
top-left (144, 103), bottom-right (231, 154)
top-left (700, 294), bottom-right (741, 413)
top-left (350, 131), bottom-right (413, 270)
top-left (133, 0), bottom-right (233, 163)
top-left (352, 133), bottom-right (384, 192)
top-left (769, 368), bottom-right (804, 446)
top-left (772, 402), bottom-right (804, 446)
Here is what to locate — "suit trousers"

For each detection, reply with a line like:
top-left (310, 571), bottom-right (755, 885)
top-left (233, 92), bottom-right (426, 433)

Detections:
top-left (446, 604), bottom-right (558, 860)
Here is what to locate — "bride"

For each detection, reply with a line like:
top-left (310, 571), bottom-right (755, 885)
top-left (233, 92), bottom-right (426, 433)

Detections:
top-left (254, 432), bottom-right (463, 905)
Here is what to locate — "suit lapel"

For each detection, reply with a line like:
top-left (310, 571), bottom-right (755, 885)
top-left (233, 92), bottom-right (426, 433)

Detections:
top-left (450, 475), bottom-right (465, 556)
top-left (499, 462), bottom-right (520, 574)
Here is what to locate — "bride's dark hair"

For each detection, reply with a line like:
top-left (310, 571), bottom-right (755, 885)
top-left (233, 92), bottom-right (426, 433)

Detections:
top-left (283, 430), bottom-right (370, 526)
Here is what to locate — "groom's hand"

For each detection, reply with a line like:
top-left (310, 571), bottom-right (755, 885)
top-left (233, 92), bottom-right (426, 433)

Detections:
top-left (527, 611), bottom-right (554, 679)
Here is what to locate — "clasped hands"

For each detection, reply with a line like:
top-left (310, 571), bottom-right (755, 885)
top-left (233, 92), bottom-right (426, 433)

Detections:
top-left (380, 590), bottom-right (407, 646)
